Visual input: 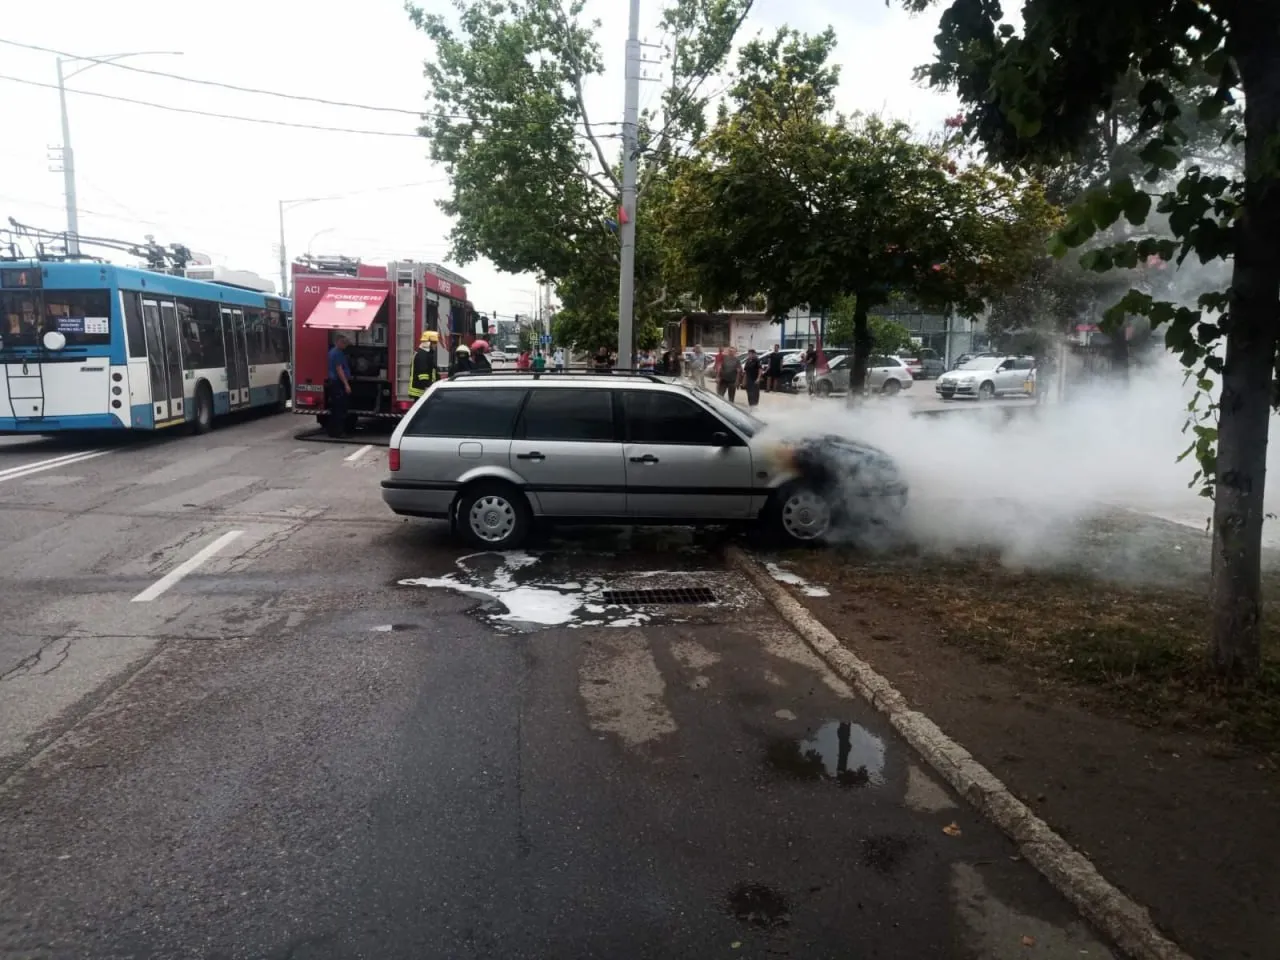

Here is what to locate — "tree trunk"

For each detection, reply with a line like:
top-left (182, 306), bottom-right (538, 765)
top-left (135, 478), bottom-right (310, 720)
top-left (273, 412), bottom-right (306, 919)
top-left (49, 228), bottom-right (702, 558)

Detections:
top-left (1208, 24), bottom-right (1280, 677)
top-left (850, 294), bottom-right (872, 398)
top-left (1109, 329), bottom-right (1130, 382)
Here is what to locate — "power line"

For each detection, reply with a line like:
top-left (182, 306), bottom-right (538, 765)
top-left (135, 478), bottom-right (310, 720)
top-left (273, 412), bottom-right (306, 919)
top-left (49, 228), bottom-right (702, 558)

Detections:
top-left (0, 37), bottom-right (622, 131)
top-left (0, 73), bottom-right (422, 137)
top-left (0, 73), bottom-right (625, 147)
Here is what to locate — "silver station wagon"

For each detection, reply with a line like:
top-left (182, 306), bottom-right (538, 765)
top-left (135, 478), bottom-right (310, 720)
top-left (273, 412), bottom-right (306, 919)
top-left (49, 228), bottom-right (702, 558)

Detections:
top-left (381, 372), bottom-right (907, 549)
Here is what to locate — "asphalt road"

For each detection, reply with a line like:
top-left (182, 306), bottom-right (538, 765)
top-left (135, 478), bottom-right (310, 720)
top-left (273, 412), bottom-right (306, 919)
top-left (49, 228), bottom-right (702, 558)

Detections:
top-left (0, 411), bottom-right (1113, 959)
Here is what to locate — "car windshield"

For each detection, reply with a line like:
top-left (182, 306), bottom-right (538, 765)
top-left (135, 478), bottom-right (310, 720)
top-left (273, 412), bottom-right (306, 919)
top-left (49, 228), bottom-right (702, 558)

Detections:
top-left (957, 357), bottom-right (1000, 370)
top-left (690, 385), bottom-right (762, 437)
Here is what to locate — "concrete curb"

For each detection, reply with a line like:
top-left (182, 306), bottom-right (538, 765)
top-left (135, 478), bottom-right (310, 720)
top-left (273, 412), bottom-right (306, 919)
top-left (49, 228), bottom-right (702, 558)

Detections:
top-left (727, 545), bottom-right (1193, 960)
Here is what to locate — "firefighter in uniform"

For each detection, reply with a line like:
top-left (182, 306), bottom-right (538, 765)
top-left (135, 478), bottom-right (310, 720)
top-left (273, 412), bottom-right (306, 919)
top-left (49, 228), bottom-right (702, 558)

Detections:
top-left (408, 330), bottom-right (441, 399)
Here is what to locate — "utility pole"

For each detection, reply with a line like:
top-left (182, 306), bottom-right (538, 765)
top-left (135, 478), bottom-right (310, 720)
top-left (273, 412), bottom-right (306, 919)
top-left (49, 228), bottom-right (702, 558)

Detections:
top-left (616, 0), bottom-right (641, 369)
top-left (55, 59), bottom-right (79, 257)
top-left (278, 200), bottom-right (288, 297)
top-left (53, 51), bottom-right (182, 258)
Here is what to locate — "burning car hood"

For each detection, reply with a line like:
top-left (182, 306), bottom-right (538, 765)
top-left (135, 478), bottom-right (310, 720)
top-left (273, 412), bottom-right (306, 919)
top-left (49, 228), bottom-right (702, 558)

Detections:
top-left (766, 433), bottom-right (907, 498)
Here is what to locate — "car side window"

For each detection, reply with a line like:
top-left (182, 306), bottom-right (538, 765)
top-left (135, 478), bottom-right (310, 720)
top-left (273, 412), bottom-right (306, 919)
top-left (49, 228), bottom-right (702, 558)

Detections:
top-left (404, 387), bottom-right (527, 438)
top-left (1012, 358), bottom-right (1033, 370)
top-left (621, 390), bottom-right (729, 445)
top-left (517, 388), bottom-right (616, 442)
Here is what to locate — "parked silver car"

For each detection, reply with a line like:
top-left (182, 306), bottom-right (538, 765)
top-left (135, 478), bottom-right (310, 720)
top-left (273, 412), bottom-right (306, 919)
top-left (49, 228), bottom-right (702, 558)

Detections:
top-left (810, 354), bottom-right (916, 397)
top-left (382, 372), bottom-right (907, 549)
top-left (935, 355), bottom-right (1036, 400)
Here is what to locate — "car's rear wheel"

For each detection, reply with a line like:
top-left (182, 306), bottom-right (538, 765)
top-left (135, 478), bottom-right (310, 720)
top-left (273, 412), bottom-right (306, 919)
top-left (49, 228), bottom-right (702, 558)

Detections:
top-left (456, 482), bottom-right (531, 550)
top-left (978, 381), bottom-right (995, 400)
top-left (766, 482), bottom-right (833, 546)
top-left (881, 379), bottom-right (901, 396)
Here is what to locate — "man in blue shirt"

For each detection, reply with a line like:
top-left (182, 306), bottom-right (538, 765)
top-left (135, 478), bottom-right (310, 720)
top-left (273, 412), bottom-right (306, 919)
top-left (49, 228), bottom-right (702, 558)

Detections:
top-left (325, 335), bottom-right (352, 437)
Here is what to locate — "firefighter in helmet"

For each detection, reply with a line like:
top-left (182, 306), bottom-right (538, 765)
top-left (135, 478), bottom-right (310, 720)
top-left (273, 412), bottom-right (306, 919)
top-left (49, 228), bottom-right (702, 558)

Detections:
top-left (408, 329), bottom-right (441, 399)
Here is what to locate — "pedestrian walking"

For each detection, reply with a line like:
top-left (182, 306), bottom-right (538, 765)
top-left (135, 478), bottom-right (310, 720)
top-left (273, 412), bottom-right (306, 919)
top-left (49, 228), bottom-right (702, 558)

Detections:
top-left (638, 349), bottom-right (656, 373)
top-left (532, 349), bottom-right (547, 373)
top-left (717, 346), bottom-right (741, 402)
top-left (516, 349), bottom-right (531, 371)
top-left (325, 334), bottom-right (352, 438)
top-left (592, 345), bottom-right (614, 374)
top-left (766, 343), bottom-right (784, 393)
top-left (552, 346), bottom-right (565, 372)
top-left (471, 340), bottom-right (493, 374)
top-left (804, 345), bottom-right (818, 395)
top-left (690, 345), bottom-right (707, 388)
top-left (742, 348), bottom-right (762, 409)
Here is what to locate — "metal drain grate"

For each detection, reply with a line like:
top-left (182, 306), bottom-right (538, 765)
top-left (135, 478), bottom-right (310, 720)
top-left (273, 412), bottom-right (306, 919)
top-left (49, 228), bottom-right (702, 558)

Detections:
top-left (602, 586), bottom-right (717, 606)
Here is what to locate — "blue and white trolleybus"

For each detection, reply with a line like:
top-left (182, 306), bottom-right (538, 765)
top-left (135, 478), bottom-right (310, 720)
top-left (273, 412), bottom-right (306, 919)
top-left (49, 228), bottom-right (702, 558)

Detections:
top-left (0, 260), bottom-right (291, 433)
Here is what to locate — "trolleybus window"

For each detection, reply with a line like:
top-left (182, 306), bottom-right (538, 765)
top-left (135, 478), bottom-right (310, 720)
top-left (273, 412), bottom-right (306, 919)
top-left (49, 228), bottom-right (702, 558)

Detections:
top-left (1, 289), bottom-right (111, 346)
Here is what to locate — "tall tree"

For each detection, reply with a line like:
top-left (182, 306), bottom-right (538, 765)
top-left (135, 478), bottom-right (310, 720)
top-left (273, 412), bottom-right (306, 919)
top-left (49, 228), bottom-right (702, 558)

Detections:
top-left (908, 0), bottom-right (1280, 678)
top-left (407, 0), bottom-right (755, 351)
top-left (665, 42), bottom-right (1056, 393)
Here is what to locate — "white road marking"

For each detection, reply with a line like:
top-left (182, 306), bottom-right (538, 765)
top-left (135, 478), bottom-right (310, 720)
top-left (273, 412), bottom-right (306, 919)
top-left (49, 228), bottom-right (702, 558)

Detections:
top-left (131, 530), bottom-right (244, 603)
top-left (0, 449), bottom-right (109, 482)
top-left (344, 444), bottom-right (374, 463)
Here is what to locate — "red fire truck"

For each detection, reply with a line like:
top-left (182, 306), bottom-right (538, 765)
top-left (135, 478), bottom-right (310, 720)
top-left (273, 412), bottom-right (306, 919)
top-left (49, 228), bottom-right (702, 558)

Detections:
top-left (290, 256), bottom-right (482, 431)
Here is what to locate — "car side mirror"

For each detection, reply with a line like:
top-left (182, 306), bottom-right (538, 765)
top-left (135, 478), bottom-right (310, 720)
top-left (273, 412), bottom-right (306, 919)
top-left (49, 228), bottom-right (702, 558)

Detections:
top-left (711, 431), bottom-right (732, 447)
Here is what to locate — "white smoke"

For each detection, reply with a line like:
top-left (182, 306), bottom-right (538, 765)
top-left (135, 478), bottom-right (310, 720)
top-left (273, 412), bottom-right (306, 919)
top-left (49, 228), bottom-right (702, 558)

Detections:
top-left (761, 354), bottom-right (1280, 574)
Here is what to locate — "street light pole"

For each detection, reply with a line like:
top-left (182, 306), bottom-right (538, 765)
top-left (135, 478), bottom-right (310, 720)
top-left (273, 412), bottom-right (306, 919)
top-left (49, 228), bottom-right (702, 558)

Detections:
top-left (54, 50), bottom-right (182, 257)
top-left (616, 0), bottom-right (641, 369)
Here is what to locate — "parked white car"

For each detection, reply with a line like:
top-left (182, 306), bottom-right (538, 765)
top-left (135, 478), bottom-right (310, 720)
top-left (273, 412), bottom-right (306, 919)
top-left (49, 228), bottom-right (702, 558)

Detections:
top-left (935, 355), bottom-right (1036, 400)
top-left (809, 354), bottom-right (915, 397)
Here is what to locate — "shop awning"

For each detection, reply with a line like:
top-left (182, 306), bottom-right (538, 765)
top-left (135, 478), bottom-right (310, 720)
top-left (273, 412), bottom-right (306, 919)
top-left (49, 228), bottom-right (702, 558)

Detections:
top-left (302, 287), bottom-right (389, 330)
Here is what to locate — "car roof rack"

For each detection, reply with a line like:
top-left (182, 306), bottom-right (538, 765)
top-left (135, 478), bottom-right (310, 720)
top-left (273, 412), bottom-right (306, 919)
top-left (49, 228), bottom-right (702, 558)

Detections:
top-left (447, 370), bottom-right (668, 383)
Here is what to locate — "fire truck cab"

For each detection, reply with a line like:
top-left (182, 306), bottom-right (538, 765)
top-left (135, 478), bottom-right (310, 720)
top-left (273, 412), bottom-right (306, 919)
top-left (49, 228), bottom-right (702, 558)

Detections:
top-left (290, 256), bottom-right (481, 430)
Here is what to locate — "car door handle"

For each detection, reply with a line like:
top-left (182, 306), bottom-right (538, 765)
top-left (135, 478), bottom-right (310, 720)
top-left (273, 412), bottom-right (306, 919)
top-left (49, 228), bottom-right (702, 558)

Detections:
top-left (516, 451), bottom-right (546, 461)
top-left (630, 454), bottom-right (660, 464)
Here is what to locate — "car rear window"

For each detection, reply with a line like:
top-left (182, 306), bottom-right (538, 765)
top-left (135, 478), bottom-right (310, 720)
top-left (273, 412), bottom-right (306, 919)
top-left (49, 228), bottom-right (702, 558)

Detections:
top-left (517, 387), bottom-right (616, 442)
top-left (404, 387), bottom-right (527, 438)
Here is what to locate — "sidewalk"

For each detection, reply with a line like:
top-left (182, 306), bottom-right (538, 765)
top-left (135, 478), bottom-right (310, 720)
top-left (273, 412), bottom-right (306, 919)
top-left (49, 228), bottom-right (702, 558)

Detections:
top-left (749, 521), bottom-right (1280, 960)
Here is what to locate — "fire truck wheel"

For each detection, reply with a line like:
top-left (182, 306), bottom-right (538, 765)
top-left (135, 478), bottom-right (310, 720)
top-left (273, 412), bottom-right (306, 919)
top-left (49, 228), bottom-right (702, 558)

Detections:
top-left (192, 382), bottom-right (215, 435)
top-left (456, 481), bottom-right (531, 550)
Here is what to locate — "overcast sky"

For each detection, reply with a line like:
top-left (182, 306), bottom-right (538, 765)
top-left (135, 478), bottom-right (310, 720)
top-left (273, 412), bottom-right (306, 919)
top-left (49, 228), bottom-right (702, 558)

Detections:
top-left (0, 0), bottom-right (957, 319)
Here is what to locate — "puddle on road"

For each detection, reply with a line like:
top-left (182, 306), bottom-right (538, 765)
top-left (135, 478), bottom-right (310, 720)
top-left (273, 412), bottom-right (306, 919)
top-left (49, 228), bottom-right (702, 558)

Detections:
top-left (765, 561), bottom-right (830, 597)
top-left (766, 720), bottom-right (887, 787)
top-left (399, 551), bottom-right (755, 632)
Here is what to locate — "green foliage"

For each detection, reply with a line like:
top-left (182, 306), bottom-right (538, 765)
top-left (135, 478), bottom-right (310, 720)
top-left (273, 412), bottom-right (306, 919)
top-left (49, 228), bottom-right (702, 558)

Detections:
top-left (407, 0), bottom-right (753, 352)
top-left (908, 0), bottom-right (1280, 676)
top-left (665, 34), bottom-right (1058, 390)
top-left (867, 316), bottom-right (913, 355)
top-left (826, 297), bottom-right (912, 355)
top-left (906, 0), bottom-right (1270, 496)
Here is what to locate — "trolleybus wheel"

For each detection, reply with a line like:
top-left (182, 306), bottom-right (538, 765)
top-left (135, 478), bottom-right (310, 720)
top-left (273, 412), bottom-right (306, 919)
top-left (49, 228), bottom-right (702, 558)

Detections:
top-left (192, 383), bottom-right (215, 435)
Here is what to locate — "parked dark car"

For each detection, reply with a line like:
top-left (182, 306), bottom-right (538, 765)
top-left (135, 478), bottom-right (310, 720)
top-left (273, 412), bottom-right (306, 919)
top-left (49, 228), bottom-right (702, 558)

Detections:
top-left (778, 349), bottom-right (849, 391)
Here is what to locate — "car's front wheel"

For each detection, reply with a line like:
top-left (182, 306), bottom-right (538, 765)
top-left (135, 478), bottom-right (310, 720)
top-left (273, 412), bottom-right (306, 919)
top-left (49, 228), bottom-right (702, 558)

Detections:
top-left (978, 381), bottom-right (996, 400)
top-left (815, 380), bottom-right (833, 398)
top-left (765, 482), bottom-right (833, 546)
top-left (456, 482), bottom-right (531, 550)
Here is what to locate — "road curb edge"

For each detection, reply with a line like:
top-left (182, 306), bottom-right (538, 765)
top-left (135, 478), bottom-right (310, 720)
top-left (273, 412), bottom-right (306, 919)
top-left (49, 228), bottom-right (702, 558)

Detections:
top-left (726, 544), bottom-right (1193, 960)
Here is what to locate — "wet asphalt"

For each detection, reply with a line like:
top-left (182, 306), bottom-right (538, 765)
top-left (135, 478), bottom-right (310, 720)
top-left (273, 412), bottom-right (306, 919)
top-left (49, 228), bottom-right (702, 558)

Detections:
top-left (0, 412), bottom-right (1115, 959)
